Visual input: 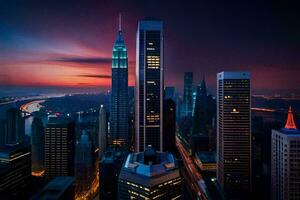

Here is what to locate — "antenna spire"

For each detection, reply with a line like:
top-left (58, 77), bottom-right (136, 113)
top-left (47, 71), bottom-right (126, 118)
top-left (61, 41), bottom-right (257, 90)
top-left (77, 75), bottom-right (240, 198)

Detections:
top-left (118, 13), bottom-right (122, 31)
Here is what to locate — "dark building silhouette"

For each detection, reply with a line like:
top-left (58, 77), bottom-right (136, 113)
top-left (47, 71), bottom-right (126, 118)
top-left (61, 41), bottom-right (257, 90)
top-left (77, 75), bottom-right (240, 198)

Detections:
top-left (164, 86), bottom-right (175, 101)
top-left (163, 99), bottom-right (176, 153)
top-left (99, 149), bottom-right (125, 200)
top-left (0, 144), bottom-right (31, 199)
top-left (110, 15), bottom-right (129, 150)
top-left (44, 116), bottom-right (75, 179)
top-left (31, 176), bottom-right (75, 200)
top-left (118, 146), bottom-right (182, 199)
top-left (5, 108), bottom-right (25, 144)
top-left (31, 117), bottom-right (44, 169)
top-left (189, 134), bottom-right (209, 155)
top-left (0, 119), bottom-right (5, 147)
top-left (135, 19), bottom-right (164, 152)
top-left (193, 77), bottom-right (208, 134)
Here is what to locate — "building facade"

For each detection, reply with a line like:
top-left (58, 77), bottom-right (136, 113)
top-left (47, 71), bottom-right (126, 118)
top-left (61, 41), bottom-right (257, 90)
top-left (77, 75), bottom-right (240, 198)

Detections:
top-left (135, 20), bottom-right (164, 152)
top-left (271, 107), bottom-right (300, 200)
top-left (217, 71), bottom-right (251, 198)
top-left (31, 117), bottom-right (44, 169)
top-left (118, 146), bottom-right (182, 199)
top-left (44, 116), bottom-right (75, 179)
top-left (5, 108), bottom-right (25, 144)
top-left (0, 144), bottom-right (31, 199)
top-left (110, 17), bottom-right (129, 150)
top-left (183, 72), bottom-right (193, 117)
top-left (163, 98), bottom-right (176, 153)
top-left (98, 105), bottom-right (107, 158)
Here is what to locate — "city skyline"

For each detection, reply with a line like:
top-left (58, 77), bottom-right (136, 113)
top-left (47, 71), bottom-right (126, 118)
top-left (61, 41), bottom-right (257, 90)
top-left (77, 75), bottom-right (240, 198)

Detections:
top-left (1, 1), bottom-right (300, 94)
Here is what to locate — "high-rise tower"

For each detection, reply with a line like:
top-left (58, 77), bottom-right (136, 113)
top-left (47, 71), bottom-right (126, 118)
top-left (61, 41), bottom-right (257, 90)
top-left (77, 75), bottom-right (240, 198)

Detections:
top-left (110, 14), bottom-right (129, 149)
top-left (183, 72), bottom-right (193, 117)
top-left (217, 71), bottom-right (251, 198)
top-left (135, 19), bottom-right (164, 152)
top-left (98, 105), bottom-right (107, 158)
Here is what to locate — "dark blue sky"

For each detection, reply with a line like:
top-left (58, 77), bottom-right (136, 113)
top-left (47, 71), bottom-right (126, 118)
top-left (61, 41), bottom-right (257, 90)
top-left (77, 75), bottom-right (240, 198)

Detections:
top-left (0, 0), bottom-right (300, 94)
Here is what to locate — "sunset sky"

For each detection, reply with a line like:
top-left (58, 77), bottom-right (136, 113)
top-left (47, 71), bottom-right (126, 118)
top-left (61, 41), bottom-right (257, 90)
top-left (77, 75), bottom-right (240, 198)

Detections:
top-left (0, 0), bottom-right (300, 94)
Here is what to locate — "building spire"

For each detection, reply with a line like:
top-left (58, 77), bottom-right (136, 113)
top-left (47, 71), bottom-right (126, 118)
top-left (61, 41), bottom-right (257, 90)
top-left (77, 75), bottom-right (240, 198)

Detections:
top-left (285, 106), bottom-right (297, 129)
top-left (118, 13), bottom-right (122, 31)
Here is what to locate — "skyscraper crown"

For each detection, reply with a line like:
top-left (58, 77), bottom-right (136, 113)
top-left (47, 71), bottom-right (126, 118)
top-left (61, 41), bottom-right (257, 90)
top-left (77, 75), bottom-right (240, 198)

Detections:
top-left (284, 106), bottom-right (297, 130)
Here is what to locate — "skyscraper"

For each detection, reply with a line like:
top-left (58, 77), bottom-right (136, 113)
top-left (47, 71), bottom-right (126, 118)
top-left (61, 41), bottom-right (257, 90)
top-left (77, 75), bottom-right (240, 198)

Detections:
top-left (163, 98), bottom-right (176, 153)
top-left (183, 72), bottom-right (193, 117)
top-left (271, 107), bottom-right (300, 200)
top-left (118, 146), bottom-right (182, 199)
top-left (110, 15), bottom-right (129, 149)
top-left (135, 19), bottom-right (164, 152)
top-left (31, 117), bottom-right (44, 169)
top-left (5, 108), bottom-right (25, 144)
top-left (0, 144), bottom-right (31, 199)
top-left (217, 71), bottom-right (251, 198)
top-left (44, 116), bottom-right (75, 179)
top-left (193, 77), bottom-right (208, 134)
top-left (98, 105), bottom-right (107, 158)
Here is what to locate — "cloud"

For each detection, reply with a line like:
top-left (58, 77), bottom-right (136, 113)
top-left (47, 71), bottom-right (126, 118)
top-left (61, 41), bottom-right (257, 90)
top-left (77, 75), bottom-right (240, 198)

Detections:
top-left (50, 57), bottom-right (112, 64)
top-left (77, 74), bottom-right (111, 79)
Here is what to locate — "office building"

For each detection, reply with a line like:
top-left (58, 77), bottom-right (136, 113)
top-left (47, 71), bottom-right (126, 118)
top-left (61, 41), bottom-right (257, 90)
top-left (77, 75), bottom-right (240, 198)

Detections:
top-left (216, 71), bottom-right (251, 198)
top-left (31, 117), bottom-right (44, 169)
top-left (163, 98), bottom-right (176, 153)
top-left (75, 130), bottom-right (93, 198)
top-left (110, 15), bottom-right (129, 149)
top-left (118, 146), bottom-right (182, 199)
top-left (183, 72), bottom-right (193, 117)
top-left (5, 108), bottom-right (25, 144)
top-left (98, 105), bottom-right (107, 158)
top-left (44, 116), bottom-right (75, 179)
top-left (193, 77), bottom-right (208, 134)
top-left (99, 149), bottom-right (125, 200)
top-left (135, 19), bottom-right (164, 152)
top-left (0, 144), bottom-right (31, 199)
top-left (271, 107), bottom-right (300, 200)
top-left (164, 86), bottom-right (175, 101)
top-left (31, 176), bottom-right (75, 200)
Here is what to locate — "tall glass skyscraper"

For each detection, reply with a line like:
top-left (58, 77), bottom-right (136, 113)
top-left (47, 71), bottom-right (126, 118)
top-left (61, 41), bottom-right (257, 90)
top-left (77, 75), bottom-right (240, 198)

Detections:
top-left (135, 20), bottom-right (163, 152)
top-left (217, 71), bottom-right (251, 198)
top-left (183, 72), bottom-right (193, 117)
top-left (110, 16), bottom-right (129, 150)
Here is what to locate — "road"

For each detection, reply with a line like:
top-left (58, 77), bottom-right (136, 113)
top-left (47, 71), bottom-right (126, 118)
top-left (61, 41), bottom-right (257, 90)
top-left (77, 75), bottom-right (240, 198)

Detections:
top-left (176, 136), bottom-right (208, 200)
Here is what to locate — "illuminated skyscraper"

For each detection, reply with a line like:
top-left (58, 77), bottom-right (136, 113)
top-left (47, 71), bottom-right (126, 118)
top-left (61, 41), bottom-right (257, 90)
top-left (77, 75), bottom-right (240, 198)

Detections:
top-left (135, 19), bottom-right (164, 152)
top-left (217, 71), bottom-right (251, 198)
top-left (110, 15), bottom-right (129, 149)
top-left (44, 116), bottom-right (75, 179)
top-left (183, 72), bottom-right (193, 117)
top-left (271, 107), bottom-right (300, 200)
top-left (98, 105), bottom-right (107, 158)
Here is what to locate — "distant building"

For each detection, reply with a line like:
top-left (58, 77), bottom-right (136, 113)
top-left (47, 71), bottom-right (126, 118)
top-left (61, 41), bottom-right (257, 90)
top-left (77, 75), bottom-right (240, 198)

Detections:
top-left (5, 108), bottom-right (25, 144)
top-left (0, 144), bottom-right (31, 199)
top-left (163, 99), bottom-right (176, 153)
top-left (271, 107), bottom-right (300, 200)
top-left (183, 72), bottom-right (193, 118)
top-left (118, 146), bottom-right (182, 199)
top-left (31, 176), bottom-right (75, 200)
top-left (164, 86), bottom-right (175, 100)
top-left (217, 71), bottom-right (251, 198)
top-left (99, 149), bottom-right (125, 200)
top-left (135, 19), bottom-right (164, 152)
top-left (195, 151), bottom-right (216, 172)
top-left (98, 105), bottom-right (107, 158)
top-left (44, 116), bottom-right (75, 179)
top-left (110, 15), bottom-right (129, 150)
top-left (31, 117), bottom-right (44, 169)
top-left (193, 77), bottom-right (208, 134)
top-left (75, 130), bottom-right (93, 197)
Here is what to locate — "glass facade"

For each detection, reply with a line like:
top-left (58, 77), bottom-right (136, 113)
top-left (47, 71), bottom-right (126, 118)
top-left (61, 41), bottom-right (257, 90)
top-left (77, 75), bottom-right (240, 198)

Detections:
top-left (183, 72), bottom-right (193, 117)
top-left (217, 72), bottom-right (251, 198)
top-left (135, 20), bottom-right (163, 152)
top-left (110, 29), bottom-right (129, 149)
